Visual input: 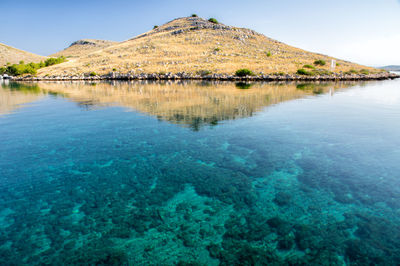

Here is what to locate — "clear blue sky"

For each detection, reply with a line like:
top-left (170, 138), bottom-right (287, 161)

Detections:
top-left (1, 0), bottom-right (400, 66)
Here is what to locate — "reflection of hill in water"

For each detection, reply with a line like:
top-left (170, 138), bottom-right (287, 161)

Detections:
top-left (2, 81), bottom-right (357, 129)
top-left (0, 82), bottom-right (45, 115)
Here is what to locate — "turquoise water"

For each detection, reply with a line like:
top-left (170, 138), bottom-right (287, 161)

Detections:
top-left (0, 80), bottom-right (400, 265)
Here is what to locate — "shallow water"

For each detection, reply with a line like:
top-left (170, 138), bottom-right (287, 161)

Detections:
top-left (0, 80), bottom-right (400, 265)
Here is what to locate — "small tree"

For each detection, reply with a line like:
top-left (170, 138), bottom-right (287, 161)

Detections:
top-left (235, 69), bottom-right (254, 77)
top-left (153, 25), bottom-right (158, 29)
top-left (208, 18), bottom-right (219, 24)
top-left (314, 59), bottom-right (326, 66)
top-left (191, 14), bottom-right (198, 17)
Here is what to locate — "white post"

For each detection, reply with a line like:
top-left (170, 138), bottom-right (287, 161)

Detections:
top-left (331, 59), bottom-right (336, 71)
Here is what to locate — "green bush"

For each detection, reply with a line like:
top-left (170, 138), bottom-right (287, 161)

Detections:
top-left (313, 69), bottom-right (333, 76)
top-left (214, 47), bottom-right (221, 52)
top-left (208, 18), bottom-right (219, 24)
top-left (297, 69), bottom-right (313, 75)
top-left (1, 56), bottom-right (66, 76)
top-left (197, 70), bottom-right (212, 76)
top-left (0, 67), bottom-right (5, 75)
top-left (345, 69), bottom-right (358, 74)
top-left (112, 68), bottom-right (117, 71)
top-left (314, 60), bottom-right (326, 66)
top-left (5, 63), bottom-right (37, 76)
top-left (273, 72), bottom-right (286, 76)
top-left (303, 64), bottom-right (315, 69)
top-left (89, 72), bottom-right (97, 77)
top-left (191, 14), bottom-right (198, 17)
top-left (235, 69), bottom-right (255, 77)
top-left (153, 25), bottom-right (158, 29)
top-left (44, 56), bottom-right (66, 67)
top-left (360, 69), bottom-right (370, 75)
top-left (266, 52), bottom-right (271, 57)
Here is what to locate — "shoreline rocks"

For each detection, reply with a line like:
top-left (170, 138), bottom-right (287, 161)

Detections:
top-left (9, 72), bottom-right (400, 82)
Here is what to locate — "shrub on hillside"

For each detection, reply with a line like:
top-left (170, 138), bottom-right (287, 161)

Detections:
top-left (197, 70), bottom-right (212, 76)
top-left (360, 69), bottom-right (370, 75)
top-left (297, 68), bottom-right (313, 76)
top-left (89, 72), bottom-right (97, 77)
top-left (314, 60), bottom-right (326, 66)
top-left (266, 52), bottom-right (271, 57)
top-left (1, 56), bottom-right (66, 76)
top-left (44, 56), bottom-right (66, 67)
top-left (191, 14), bottom-right (198, 17)
top-left (313, 69), bottom-right (333, 76)
top-left (303, 64), bottom-right (315, 69)
top-left (235, 69), bottom-right (255, 77)
top-left (5, 62), bottom-right (37, 76)
top-left (344, 69), bottom-right (359, 75)
top-left (153, 25), bottom-right (158, 29)
top-left (273, 72), bottom-right (286, 76)
top-left (208, 18), bottom-right (219, 24)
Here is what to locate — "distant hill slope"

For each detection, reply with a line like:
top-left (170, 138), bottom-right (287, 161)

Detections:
top-left (39, 17), bottom-right (377, 76)
top-left (379, 65), bottom-right (400, 71)
top-left (51, 39), bottom-right (117, 58)
top-left (0, 43), bottom-right (47, 66)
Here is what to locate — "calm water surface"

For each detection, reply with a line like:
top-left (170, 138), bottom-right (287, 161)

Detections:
top-left (0, 80), bottom-right (400, 265)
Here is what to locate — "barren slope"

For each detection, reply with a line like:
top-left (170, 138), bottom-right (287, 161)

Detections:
top-left (51, 39), bottom-right (117, 58)
top-left (38, 17), bottom-right (375, 76)
top-left (0, 43), bottom-right (47, 66)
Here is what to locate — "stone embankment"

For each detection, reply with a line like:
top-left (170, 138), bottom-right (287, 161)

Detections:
top-left (9, 72), bottom-right (400, 82)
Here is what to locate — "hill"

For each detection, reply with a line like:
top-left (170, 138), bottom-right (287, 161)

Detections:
top-left (38, 16), bottom-right (377, 76)
top-left (0, 43), bottom-right (46, 66)
top-left (51, 39), bottom-right (117, 58)
top-left (379, 65), bottom-right (400, 71)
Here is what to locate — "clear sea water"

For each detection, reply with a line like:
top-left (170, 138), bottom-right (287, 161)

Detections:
top-left (0, 79), bottom-right (399, 265)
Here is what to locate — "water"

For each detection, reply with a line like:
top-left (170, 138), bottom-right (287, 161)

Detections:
top-left (0, 80), bottom-right (400, 265)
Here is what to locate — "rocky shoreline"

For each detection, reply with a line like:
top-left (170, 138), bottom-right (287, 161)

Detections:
top-left (6, 71), bottom-right (400, 82)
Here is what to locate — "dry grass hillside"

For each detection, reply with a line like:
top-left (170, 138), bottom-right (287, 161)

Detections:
top-left (0, 43), bottom-right (47, 66)
top-left (51, 39), bottom-right (117, 58)
top-left (39, 17), bottom-right (375, 76)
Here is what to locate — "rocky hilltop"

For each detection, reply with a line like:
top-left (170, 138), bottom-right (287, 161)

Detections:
top-left (37, 16), bottom-right (383, 78)
top-left (51, 39), bottom-right (117, 58)
top-left (0, 43), bottom-right (46, 66)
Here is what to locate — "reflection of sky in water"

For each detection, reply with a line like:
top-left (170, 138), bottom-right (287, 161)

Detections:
top-left (345, 81), bottom-right (400, 105)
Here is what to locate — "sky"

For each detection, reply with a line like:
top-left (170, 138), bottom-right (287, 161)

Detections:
top-left (1, 0), bottom-right (400, 66)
